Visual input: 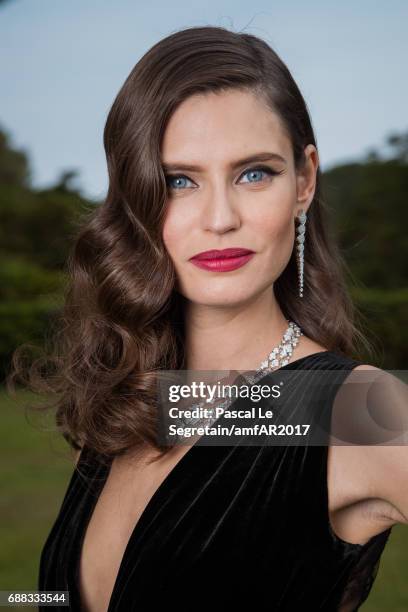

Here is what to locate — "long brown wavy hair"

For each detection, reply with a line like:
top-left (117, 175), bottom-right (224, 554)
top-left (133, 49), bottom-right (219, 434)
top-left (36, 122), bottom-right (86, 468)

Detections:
top-left (6, 25), bottom-right (376, 465)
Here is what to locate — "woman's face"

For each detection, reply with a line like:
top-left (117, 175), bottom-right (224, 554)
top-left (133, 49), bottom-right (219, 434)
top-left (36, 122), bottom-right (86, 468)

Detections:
top-left (161, 88), bottom-right (318, 307)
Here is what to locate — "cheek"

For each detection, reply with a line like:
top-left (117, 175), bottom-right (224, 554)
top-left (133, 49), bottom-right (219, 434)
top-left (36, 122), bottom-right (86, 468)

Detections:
top-left (162, 205), bottom-right (186, 256)
top-left (250, 205), bottom-right (295, 274)
top-left (248, 177), bottom-right (296, 241)
top-left (251, 196), bottom-right (294, 245)
top-left (262, 214), bottom-right (293, 244)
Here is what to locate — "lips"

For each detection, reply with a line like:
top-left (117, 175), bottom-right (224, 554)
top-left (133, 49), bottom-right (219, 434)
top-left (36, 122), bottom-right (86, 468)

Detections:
top-left (190, 248), bottom-right (254, 261)
top-left (189, 248), bottom-right (255, 272)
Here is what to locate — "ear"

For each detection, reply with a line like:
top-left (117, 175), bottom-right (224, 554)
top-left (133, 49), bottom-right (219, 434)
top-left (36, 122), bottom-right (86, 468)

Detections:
top-left (295, 144), bottom-right (319, 215)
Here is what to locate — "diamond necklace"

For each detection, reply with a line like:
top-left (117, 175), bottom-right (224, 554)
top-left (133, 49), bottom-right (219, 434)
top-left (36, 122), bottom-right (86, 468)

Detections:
top-left (177, 320), bottom-right (303, 428)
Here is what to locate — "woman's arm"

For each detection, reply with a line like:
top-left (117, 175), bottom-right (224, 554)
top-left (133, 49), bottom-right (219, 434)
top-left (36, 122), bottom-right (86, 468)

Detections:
top-left (351, 365), bottom-right (408, 527)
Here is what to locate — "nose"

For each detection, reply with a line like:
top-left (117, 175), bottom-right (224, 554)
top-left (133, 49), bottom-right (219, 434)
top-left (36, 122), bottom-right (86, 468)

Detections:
top-left (202, 181), bottom-right (241, 234)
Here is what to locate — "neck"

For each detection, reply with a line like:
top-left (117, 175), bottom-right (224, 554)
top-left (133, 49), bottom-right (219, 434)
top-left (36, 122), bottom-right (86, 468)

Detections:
top-left (183, 288), bottom-right (294, 372)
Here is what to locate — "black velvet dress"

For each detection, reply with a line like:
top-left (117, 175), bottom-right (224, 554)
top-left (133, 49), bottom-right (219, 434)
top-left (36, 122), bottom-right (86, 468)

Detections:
top-left (38, 350), bottom-right (393, 611)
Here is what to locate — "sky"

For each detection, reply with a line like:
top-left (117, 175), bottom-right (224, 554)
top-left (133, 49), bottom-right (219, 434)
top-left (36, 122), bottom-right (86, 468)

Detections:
top-left (1, 0), bottom-right (407, 201)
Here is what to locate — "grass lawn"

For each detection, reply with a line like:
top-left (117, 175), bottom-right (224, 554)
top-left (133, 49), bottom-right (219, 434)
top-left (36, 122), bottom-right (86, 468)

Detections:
top-left (0, 387), bottom-right (76, 611)
top-left (1, 386), bottom-right (407, 611)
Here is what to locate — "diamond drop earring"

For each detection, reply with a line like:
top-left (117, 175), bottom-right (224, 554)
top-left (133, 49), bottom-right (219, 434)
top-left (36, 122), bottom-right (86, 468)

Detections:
top-left (296, 209), bottom-right (307, 298)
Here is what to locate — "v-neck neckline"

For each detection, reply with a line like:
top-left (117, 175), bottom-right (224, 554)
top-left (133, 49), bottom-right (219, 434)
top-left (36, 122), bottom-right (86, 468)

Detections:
top-left (71, 349), bottom-right (332, 611)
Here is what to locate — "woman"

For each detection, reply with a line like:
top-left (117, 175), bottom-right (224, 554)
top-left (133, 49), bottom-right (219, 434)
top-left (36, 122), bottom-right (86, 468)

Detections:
top-left (10, 25), bottom-right (407, 611)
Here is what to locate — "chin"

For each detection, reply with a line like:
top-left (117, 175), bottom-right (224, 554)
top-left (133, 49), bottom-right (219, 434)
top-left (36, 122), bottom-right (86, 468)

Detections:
top-left (182, 287), bottom-right (260, 307)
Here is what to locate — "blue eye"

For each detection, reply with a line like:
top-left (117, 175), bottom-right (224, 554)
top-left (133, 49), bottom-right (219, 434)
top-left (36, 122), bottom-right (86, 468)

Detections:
top-left (239, 166), bottom-right (278, 184)
top-left (165, 165), bottom-right (280, 191)
top-left (165, 175), bottom-right (195, 190)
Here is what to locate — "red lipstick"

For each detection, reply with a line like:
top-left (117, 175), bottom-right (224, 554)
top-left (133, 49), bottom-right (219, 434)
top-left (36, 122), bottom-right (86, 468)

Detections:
top-left (189, 248), bottom-right (255, 272)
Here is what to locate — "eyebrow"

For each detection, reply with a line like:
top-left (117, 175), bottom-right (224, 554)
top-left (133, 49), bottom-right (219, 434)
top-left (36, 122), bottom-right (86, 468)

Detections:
top-left (161, 152), bottom-right (287, 173)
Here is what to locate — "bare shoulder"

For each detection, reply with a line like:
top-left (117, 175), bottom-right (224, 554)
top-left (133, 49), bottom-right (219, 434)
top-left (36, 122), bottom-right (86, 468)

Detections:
top-left (330, 363), bottom-right (408, 526)
top-left (333, 361), bottom-right (406, 449)
top-left (352, 364), bottom-right (382, 371)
